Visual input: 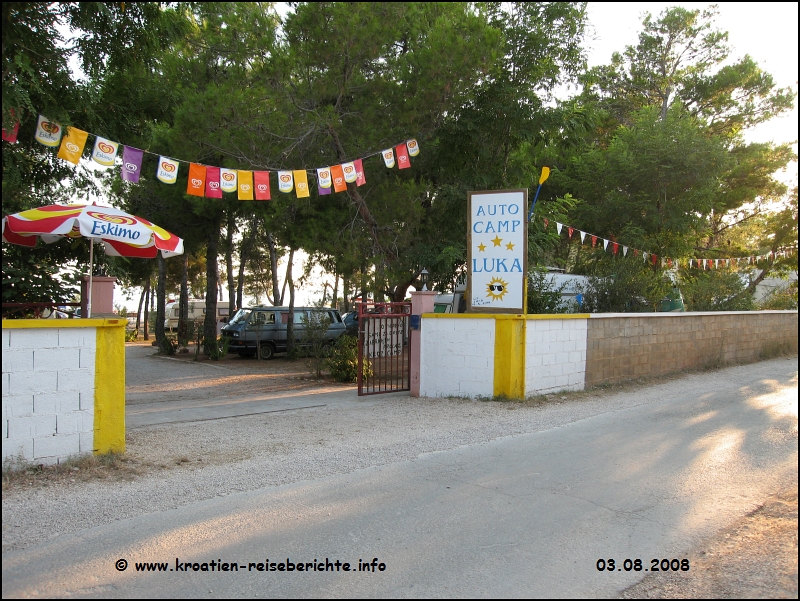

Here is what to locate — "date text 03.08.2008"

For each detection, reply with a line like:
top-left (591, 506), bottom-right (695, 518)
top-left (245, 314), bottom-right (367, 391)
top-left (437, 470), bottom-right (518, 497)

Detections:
top-left (597, 558), bottom-right (690, 572)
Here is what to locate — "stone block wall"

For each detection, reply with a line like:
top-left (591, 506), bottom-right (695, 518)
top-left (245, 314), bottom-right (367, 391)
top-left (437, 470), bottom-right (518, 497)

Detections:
top-left (2, 318), bottom-right (126, 466)
top-left (419, 316), bottom-right (495, 398)
top-left (584, 311), bottom-right (798, 387)
top-left (525, 317), bottom-right (588, 394)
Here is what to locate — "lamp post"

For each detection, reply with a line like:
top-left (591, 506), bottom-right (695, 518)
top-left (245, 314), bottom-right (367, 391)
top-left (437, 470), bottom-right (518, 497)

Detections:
top-left (420, 268), bottom-right (429, 291)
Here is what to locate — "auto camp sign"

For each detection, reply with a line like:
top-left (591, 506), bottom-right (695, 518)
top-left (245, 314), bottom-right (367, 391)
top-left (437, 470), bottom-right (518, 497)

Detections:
top-left (467, 189), bottom-right (527, 313)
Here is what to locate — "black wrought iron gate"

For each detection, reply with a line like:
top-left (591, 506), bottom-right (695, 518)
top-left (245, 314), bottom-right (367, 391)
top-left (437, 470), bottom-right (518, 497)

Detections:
top-left (357, 302), bottom-right (411, 395)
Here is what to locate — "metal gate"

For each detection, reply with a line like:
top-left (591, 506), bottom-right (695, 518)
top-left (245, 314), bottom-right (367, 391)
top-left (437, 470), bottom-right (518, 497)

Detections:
top-left (357, 302), bottom-right (411, 395)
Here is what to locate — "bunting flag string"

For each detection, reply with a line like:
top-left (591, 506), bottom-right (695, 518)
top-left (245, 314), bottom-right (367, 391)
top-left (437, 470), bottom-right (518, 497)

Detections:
top-left (542, 218), bottom-right (795, 271)
top-left (12, 113), bottom-right (420, 201)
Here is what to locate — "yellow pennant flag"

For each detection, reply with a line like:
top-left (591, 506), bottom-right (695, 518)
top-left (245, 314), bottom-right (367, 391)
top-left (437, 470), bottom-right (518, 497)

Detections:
top-left (238, 170), bottom-right (254, 200)
top-left (57, 127), bottom-right (89, 165)
top-left (294, 170), bottom-right (310, 198)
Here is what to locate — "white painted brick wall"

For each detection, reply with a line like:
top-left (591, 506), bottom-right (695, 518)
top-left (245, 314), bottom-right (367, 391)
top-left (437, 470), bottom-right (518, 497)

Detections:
top-left (526, 318), bottom-right (588, 394)
top-left (2, 326), bottom-right (96, 465)
top-left (420, 318), bottom-right (495, 398)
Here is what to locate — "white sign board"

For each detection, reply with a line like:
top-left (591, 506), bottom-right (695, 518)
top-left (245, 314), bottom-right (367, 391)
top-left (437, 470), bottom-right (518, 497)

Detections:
top-left (467, 189), bottom-right (527, 313)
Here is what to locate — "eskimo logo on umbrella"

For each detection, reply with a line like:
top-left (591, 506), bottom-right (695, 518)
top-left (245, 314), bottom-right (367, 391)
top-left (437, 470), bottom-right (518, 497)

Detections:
top-left (209, 181), bottom-right (220, 189)
top-left (87, 211), bottom-right (136, 225)
top-left (66, 142), bottom-right (80, 153)
top-left (161, 162), bottom-right (176, 172)
top-left (41, 122), bottom-right (60, 134)
top-left (98, 142), bottom-right (115, 154)
top-left (87, 211), bottom-right (142, 239)
top-left (257, 184), bottom-right (268, 192)
top-left (334, 176), bottom-right (344, 186)
top-left (191, 178), bottom-right (203, 187)
top-left (222, 172), bottom-right (235, 181)
top-left (280, 174), bottom-right (291, 182)
top-left (241, 184), bottom-right (251, 192)
top-left (319, 170), bottom-right (329, 179)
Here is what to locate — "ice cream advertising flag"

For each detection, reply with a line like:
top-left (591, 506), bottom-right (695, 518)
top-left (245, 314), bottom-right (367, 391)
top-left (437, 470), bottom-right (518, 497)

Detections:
top-left (35, 115), bottom-right (62, 147)
top-left (220, 168), bottom-right (238, 193)
top-left (406, 139), bottom-right (420, 156)
top-left (278, 171), bottom-right (293, 193)
top-left (396, 143), bottom-right (411, 169)
top-left (355, 159), bottom-right (366, 186)
top-left (330, 165), bottom-right (347, 193)
top-left (237, 170), bottom-right (254, 200)
top-left (91, 137), bottom-right (119, 166)
top-left (205, 166), bottom-right (222, 198)
top-left (156, 156), bottom-right (179, 184)
top-left (254, 171), bottom-right (271, 200)
top-left (342, 162), bottom-right (357, 183)
top-left (317, 167), bottom-right (332, 191)
top-left (121, 146), bottom-right (144, 183)
top-left (187, 163), bottom-right (206, 197)
top-left (294, 170), bottom-right (310, 198)
top-left (382, 148), bottom-right (395, 168)
top-left (57, 126), bottom-right (89, 164)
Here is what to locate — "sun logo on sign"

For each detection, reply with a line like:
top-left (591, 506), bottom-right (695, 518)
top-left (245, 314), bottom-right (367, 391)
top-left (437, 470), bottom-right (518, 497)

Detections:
top-left (486, 277), bottom-right (508, 302)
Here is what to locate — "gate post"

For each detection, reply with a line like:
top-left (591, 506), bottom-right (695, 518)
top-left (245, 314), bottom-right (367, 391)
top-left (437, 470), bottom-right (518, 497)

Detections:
top-left (410, 291), bottom-right (438, 396)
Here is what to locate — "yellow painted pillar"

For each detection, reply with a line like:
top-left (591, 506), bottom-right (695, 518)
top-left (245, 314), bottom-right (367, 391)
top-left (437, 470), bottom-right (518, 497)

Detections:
top-left (493, 315), bottom-right (526, 399)
top-left (94, 319), bottom-right (126, 454)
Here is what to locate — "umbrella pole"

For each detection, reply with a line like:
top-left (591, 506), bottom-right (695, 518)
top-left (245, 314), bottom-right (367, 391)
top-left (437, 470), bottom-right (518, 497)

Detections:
top-left (87, 239), bottom-right (93, 318)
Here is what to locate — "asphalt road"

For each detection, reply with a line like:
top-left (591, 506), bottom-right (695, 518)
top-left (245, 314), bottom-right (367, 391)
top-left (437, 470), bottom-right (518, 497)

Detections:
top-left (3, 358), bottom-right (797, 598)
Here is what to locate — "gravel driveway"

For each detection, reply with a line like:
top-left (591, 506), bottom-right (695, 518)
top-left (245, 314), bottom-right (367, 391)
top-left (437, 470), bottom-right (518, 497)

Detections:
top-left (3, 350), bottom-right (797, 598)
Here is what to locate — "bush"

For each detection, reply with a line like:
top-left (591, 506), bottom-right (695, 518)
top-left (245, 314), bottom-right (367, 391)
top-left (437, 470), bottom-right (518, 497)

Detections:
top-left (756, 281), bottom-right (798, 310)
top-left (679, 269), bottom-right (754, 311)
top-left (326, 335), bottom-right (372, 383)
top-left (578, 256), bottom-right (670, 313)
top-left (526, 268), bottom-right (570, 314)
top-left (207, 335), bottom-right (230, 360)
top-left (124, 328), bottom-right (138, 342)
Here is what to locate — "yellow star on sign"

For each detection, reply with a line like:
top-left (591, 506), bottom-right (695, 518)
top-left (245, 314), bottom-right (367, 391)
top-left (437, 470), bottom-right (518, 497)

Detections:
top-left (477, 243), bottom-right (486, 252)
top-left (506, 242), bottom-right (515, 251)
top-left (491, 235), bottom-right (502, 247)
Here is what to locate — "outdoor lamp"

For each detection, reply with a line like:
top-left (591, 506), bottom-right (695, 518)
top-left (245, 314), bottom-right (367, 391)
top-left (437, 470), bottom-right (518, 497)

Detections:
top-left (420, 268), bottom-right (429, 291)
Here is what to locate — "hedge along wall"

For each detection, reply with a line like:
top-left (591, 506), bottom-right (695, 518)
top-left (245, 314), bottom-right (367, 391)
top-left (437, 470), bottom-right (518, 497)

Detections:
top-left (416, 311), bottom-right (797, 400)
top-left (2, 318), bottom-right (126, 465)
top-left (584, 311), bottom-right (799, 387)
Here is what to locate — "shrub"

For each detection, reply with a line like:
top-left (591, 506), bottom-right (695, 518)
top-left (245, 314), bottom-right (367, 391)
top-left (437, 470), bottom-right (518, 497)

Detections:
top-left (207, 335), bottom-right (230, 360)
top-left (326, 335), bottom-right (372, 383)
top-left (578, 256), bottom-right (670, 313)
top-left (124, 328), bottom-right (139, 342)
top-left (526, 268), bottom-right (570, 314)
top-left (679, 269), bottom-right (754, 311)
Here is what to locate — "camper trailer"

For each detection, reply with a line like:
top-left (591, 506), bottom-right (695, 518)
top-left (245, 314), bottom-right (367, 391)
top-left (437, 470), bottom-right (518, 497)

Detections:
top-left (164, 300), bottom-right (230, 332)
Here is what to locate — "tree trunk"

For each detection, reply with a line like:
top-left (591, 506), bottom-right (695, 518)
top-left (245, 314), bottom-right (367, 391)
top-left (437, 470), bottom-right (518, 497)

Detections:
top-left (204, 216), bottom-right (222, 354)
top-left (331, 273), bottom-right (339, 309)
top-left (286, 248), bottom-right (296, 354)
top-left (236, 222), bottom-right (256, 311)
top-left (226, 209), bottom-right (236, 315)
top-left (136, 282), bottom-right (146, 332)
top-left (156, 254), bottom-right (166, 349)
top-left (267, 232), bottom-right (282, 305)
top-left (178, 252), bottom-right (189, 347)
top-left (142, 279), bottom-right (150, 341)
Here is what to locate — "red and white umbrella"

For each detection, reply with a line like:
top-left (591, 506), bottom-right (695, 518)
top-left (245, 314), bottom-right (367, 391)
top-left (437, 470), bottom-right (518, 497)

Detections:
top-left (2, 203), bottom-right (184, 317)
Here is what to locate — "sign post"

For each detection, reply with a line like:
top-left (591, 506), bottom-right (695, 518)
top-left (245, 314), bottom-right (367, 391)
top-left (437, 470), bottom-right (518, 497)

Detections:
top-left (467, 189), bottom-right (528, 314)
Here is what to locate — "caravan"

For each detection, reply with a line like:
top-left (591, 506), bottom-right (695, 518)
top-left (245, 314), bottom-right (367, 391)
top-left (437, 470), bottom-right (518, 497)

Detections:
top-left (164, 300), bottom-right (230, 332)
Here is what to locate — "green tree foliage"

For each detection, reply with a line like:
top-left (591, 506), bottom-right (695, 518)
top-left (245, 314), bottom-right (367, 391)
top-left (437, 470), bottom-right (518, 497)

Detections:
top-left (678, 268), bottom-right (754, 312)
top-left (578, 255), bottom-right (671, 313)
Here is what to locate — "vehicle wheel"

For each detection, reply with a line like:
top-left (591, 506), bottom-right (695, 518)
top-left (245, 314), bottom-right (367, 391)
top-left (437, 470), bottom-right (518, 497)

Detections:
top-left (258, 343), bottom-right (275, 360)
top-left (321, 342), bottom-right (333, 357)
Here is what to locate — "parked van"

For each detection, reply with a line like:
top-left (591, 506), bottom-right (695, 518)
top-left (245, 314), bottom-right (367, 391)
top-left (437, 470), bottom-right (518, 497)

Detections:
top-left (221, 306), bottom-right (345, 359)
top-left (164, 300), bottom-right (230, 332)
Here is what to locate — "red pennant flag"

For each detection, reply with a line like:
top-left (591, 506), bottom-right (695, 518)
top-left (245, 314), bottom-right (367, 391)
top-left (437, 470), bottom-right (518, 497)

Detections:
top-left (651, 254), bottom-right (658, 265)
top-left (568, 227), bottom-right (574, 239)
top-left (612, 242), bottom-right (619, 255)
top-left (667, 258), bottom-right (672, 267)
top-left (330, 165), bottom-right (347, 192)
top-left (396, 143), bottom-right (411, 169)
top-left (2, 121), bottom-right (20, 143)
top-left (543, 218), bottom-right (549, 228)
top-left (205, 166), bottom-right (222, 198)
top-left (633, 249), bottom-right (639, 257)
top-left (254, 171), bottom-right (271, 200)
top-left (591, 235), bottom-right (597, 247)
top-left (187, 163), bottom-right (206, 197)
top-left (354, 159), bottom-right (366, 186)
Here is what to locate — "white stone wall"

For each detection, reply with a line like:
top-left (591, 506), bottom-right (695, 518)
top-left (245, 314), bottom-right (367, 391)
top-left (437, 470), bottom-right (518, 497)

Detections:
top-left (525, 318), bottom-right (588, 394)
top-left (419, 317), bottom-right (495, 398)
top-left (2, 327), bottom-right (96, 465)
